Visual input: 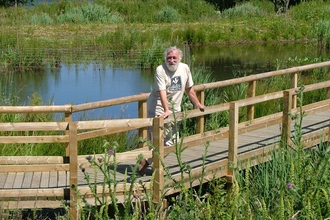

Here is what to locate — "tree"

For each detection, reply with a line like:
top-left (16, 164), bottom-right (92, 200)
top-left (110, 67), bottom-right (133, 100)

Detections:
top-left (271, 0), bottom-right (308, 13)
top-left (0, 0), bottom-right (34, 7)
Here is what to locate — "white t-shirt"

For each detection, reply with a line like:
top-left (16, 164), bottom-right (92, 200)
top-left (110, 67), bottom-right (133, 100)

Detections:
top-left (147, 62), bottom-right (194, 117)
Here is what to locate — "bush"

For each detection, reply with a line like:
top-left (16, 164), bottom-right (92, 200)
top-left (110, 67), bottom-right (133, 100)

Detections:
top-left (30, 13), bottom-right (54, 25)
top-left (221, 2), bottom-right (262, 19)
top-left (154, 6), bottom-right (180, 23)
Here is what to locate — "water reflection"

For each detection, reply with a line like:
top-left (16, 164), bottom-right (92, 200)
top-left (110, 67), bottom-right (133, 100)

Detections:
top-left (2, 43), bottom-right (329, 119)
top-left (191, 42), bottom-right (328, 80)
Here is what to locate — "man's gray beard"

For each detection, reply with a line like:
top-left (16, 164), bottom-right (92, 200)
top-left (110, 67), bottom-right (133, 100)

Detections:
top-left (166, 62), bottom-right (179, 72)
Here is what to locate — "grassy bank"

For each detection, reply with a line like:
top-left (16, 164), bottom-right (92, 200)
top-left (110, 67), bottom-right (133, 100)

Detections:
top-left (1, 1), bottom-right (330, 71)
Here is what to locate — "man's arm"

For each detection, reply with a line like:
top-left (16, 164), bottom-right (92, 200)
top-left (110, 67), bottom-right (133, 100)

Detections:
top-left (185, 87), bottom-right (206, 111)
top-left (159, 90), bottom-right (171, 118)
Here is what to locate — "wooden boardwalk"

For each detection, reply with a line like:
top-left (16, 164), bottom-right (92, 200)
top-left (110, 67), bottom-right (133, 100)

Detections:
top-left (1, 110), bottom-right (329, 192)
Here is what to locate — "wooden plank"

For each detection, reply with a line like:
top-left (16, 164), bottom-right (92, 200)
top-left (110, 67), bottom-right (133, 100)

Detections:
top-left (12, 172), bottom-right (24, 189)
top-left (0, 105), bottom-right (71, 114)
top-left (57, 171), bottom-right (68, 188)
top-left (78, 149), bottom-right (152, 167)
top-left (0, 173), bottom-right (7, 188)
top-left (77, 118), bottom-right (153, 130)
top-left (77, 182), bottom-right (150, 196)
top-left (0, 200), bottom-right (63, 209)
top-left (0, 156), bottom-right (65, 165)
top-left (3, 172), bottom-right (15, 189)
top-left (31, 172), bottom-right (41, 189)
top-left (0, 122), bottom-right (69, 131)
top-left (0, 188), bottom-right (64, 198)
top-left (0, 136), bottom-right (69, 144)
top-left (0, 164), bottom-right (69, 172)
top-left (238, 91), bottom-right (283, 107)
top-left (49, 172), bottom-right (58, 188)
top-left (72, 92), bottom-right (150, 112)
top-left (22, 172), bottom-right (33, 189)
top-left (40, 172), bottom-right (50, 188)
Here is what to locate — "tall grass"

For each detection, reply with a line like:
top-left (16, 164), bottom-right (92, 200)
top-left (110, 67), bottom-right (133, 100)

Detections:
top-left (1, 1), bottom-right (330, 71)
top-left (233, 87), bottom-right (330, 219)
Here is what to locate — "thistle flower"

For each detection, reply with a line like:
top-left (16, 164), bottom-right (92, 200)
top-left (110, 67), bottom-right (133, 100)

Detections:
top-left (81, 167), bottom-right (86, 172)
top-left (287, 183), bottom-right (293, 188)
top-left (86, 155), bottom-right (93, 161)
top-left (97, 158), bottom-right (103, 163)
top-left (108, 149), bottom-right (114, 155)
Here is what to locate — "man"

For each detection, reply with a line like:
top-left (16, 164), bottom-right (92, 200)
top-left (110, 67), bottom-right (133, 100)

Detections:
top-left (139, 46), bottom-right (205, 176)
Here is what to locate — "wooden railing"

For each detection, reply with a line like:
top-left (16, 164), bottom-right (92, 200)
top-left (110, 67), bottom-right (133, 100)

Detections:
top-left (1, 61), bottom-right (330, 219)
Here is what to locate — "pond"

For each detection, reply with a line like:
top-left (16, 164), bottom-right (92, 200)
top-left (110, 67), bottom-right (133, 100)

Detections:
top-left (2, 42), bottom-right (329, 120)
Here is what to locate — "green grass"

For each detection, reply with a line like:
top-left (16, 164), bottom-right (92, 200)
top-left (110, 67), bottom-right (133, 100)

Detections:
top-left (1, 1), bottom-right (330, 71)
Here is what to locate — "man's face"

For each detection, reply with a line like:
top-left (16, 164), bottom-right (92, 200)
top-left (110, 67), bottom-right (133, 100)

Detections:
top-left (165, 50), bottom-right (180, 72)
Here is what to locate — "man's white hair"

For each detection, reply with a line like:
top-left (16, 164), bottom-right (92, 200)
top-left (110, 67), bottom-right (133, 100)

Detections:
top-left (164, 46), bottom-right (183, 62)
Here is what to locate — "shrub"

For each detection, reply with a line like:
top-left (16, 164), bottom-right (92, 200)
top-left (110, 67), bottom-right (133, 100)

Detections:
top-left (30, 13), bottom-right (54, 25)
top-left (221, 2), bottom-right (262, 19)
top-left (154, 6), bottom-right (180, 23)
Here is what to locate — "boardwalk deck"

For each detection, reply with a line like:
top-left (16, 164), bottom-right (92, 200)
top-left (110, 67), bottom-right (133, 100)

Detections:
top-left (1, 110), bottom-right (329, 191)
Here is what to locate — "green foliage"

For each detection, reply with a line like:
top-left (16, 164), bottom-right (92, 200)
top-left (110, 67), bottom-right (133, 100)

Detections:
top-left (313, 20), bottom-right (330, 49)
top-left (72, 141), bottom-right (144, 220)
top-left (233, 88), bottom-right (330, 219)
top-left (0, 47), bottom-right (44, 72)
top-left (0, 0), bottom-right (33, 7)
top-left (140, 37), bottom-right (164, 69)
top-left (221, 2), bottom-right (263, 19)
top-left (154, 6), bottom-right (180, 23)
top-left (30, 12), bottom-right (54, 25)
top-left (1, 1), bottom-right (330, 71)
top-left (56, 3), bottom-right (123, 24)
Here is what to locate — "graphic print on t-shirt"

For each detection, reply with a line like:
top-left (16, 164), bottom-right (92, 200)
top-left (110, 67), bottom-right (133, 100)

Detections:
top-left (169, 76), bottom-right (182, 92)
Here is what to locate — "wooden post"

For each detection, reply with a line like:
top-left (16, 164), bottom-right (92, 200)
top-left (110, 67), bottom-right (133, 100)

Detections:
top-left (281, 90), bottom-right (292, 148)
top-left (153, 117), bottom-right (164, 203)
top-left (65, 104), bottom-right (73, 157)
top-left (196, 90), bottom-right (205, 134)
top-left (291, 72), bottom-right (298, 109)
top-left (227, 102), bottom-right (238, 182)
top-left (327, 66), bottom-right (330, 99)
top-left (247, 80), bottom-right (256, 121)
top-left (69, 122), bottom-right (79, 219)
top-left (138, 99), bottom-right (148, 148)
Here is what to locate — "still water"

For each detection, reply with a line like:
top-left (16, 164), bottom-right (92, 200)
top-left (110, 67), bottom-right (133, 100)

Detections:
top-left (2, 43), bottom-right (329, 120)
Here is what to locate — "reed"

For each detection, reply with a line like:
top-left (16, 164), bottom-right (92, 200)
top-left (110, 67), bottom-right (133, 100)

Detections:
top-left (232, 87), bottom-right (330, 219)
top-left (1, 1), bottom-right (330, 71)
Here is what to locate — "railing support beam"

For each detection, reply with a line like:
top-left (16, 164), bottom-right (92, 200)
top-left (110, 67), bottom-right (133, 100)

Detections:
top-left (153, 117), bottom-right (164, 204)
top-left (65, 104), bottom-right (73, 156)
top-left (291, 72), bottom-right (298, 109)
top-left (138, 99), bottom-right (148, 148)
top-left (69, 122), bottom-right (78, 220)
top-left (282, 90), bottom-right (293, 147)
top-left (247, 80), bottom-right (256, 121)
top-left (196, 90), bottom-right (205, 134)
top-left (228, 102), bottom-right (238, 182)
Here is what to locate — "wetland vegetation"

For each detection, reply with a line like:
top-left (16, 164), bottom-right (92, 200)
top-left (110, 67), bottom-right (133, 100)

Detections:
top-left (1, 0), bottom-right (330, 219)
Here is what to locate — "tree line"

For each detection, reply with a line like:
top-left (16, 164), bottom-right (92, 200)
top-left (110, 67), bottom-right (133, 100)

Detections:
top-left (0, 0), bottom-right (326, 14)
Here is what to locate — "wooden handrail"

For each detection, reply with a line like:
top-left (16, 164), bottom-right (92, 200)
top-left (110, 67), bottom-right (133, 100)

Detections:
top-left (193, 60), bottom-right (330, 92)
top-left (1, 60), bottom-right (330, 214)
